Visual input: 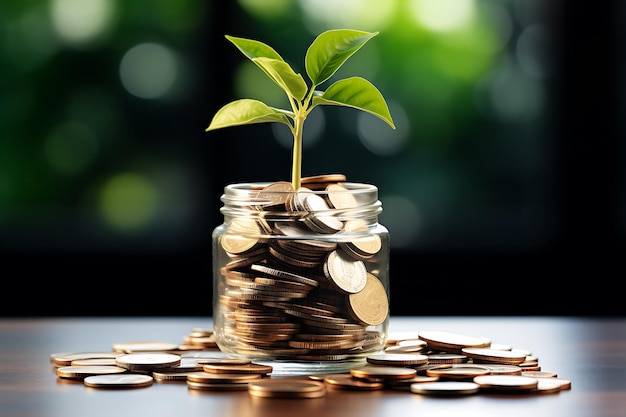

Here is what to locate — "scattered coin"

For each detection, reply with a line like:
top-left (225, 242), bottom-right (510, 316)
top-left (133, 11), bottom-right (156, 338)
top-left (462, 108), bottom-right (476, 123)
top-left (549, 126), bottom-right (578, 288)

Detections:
top-left (112, 341), bottom-right (180, 353)
top-left (461, 348), bottom-right (527, 365)
top-left (202, 362), bottom-right (273, 375)
top-left (350, 365), bottom-right (417, 380)
top-left (84, 374), bottom-right (153, 389)
top-left (410, 381), bottom-right (480, 396)
top-left (115, 353), bottom-right (181, 371)
top-left (56, 365), bottom-right (127, 380)
top-left (473, 375), bottom-right (539, 391)
top-left (52, 351), bottom-right (125, 367)
top-left (323, 374), bottom-right (384, 390)
top-left (426, 364), bottom-right (491, 380)
top-left (366, 353), bottom-right (428, 367)
top-left (418, 331), bottom-right (491, 353)
top-left (248, 378), bottom-right (327, 398)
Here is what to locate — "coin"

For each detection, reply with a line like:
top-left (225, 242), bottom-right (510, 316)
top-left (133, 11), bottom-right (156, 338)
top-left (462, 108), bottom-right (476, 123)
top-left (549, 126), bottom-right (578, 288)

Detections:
top-left (248, 378), bottom-right (327, 398)
top-left (115, 353), bottom-right (181, 371)
top-left (187, 371), bottom-right (262, 383)
top-left (324, 250), bottom-right (367, 294)
top-left (533, 378), bottom-right (565, 394)
top-left (522, 371), bottom-right (557, 378)
top-left (202, 363), bottom-right (273, 375)
top-left (56, 365), bottom-right (127, 380)
top-left (52, 351), bottom-right (125, 367)
top-left (152, 371), bottom-right (192, 382)
top-left (111, 341), bottom-right (180, 353)
top-left (323, 374), bottom-right (384, 390)
top-left (425, 364), bottom-right (491, 380)
top-left (418, 331), bottom-right (491, 353)
top-left (410, 381), bottom-right (480, 396)
top-left (461, 348), bottom-right (527, 365)
top-left (187, 380), bottom-right (251, 391)
top-left (473, 375), bottom-right (539, 391)
top-left (83, 374), bottom-right (153, 389)
top-left (220, 218), bottom-right (262, 254)
top-left (348, 273), bottom-right (388, 326)
top-left (70, 358), bottom-right (118, 366)
top-left (350, 365), bottom-right (417, 380)
top-left (366, 353), bottom-right (428, 367)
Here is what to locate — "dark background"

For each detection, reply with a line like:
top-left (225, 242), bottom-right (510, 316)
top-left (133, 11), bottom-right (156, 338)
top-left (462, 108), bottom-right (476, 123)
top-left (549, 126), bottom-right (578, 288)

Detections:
top-left (1, 1), bottom-right (623, 316)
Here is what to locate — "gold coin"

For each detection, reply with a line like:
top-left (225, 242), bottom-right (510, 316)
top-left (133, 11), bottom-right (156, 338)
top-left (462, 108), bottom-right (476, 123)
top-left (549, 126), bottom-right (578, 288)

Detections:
top-left (52, 351), bottom-right (125, 367)
top-left (323, 374), bottom-right (384, 390)
top-left (366, 353), bottom-right (428, 367)
top-left (220, 218), bottom-right (262, 254)
top-left (111, 341), bottom-right (180, 353)
top-left (325, 183), bottom-right (358, 208)
top-left (418, 331), bottom-right (491, 353)
top-left (187, 380), bottom-right (250, 391)
top-left (115, 353), bottom-right (181, 371)
top-left (482, 364), bottom-right (523, 375)
top-left (248, 378), bottom-right (327, 398)
top-left (255, 181), bottom-right (294, 209)
top-left (70, 358), bottom-right (118, 366)
top-left (348, 273), bottom-right (388, 325)
top-left (152, 371), bottom-right (192, 382)
top-left (426, 353), bottom-right (468, 364)
top-left (461, 348), bottom-right (527, 365)
top-left (56, 365), bottom-right (127, 380)
top-left (350, 365), bottom-right (417, 380)
top-left (533, 378), bottom-right (565, 394)
top-left (522, 370), bottom-right (557, 378)
top-left (202, 363), bottom-right (273, 375)
top-left (301, 174), bottom-right (347, 185)
top-left (324, 250), bottom-right (367, 294)
top-left (425, 364), bottom-right (491, 380)
top-left (83, 374), bottom-right (153, 388)
top-left (410, 381), bottom-right (480, 396)
top-left (187, 371), bottom-right (262, 383)
top-left (385, 375), bottom-right (440, 390)
top-left (473, 375), bottom-right (539, 391)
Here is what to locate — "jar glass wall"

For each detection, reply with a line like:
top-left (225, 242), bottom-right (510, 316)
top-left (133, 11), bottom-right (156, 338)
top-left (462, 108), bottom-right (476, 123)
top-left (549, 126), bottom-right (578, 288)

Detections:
top-left (212, 178), bottom-right (390, 374)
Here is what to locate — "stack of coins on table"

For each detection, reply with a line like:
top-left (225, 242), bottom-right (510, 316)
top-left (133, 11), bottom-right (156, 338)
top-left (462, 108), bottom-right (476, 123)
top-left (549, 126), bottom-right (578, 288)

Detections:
top-left (51, 327), bottom-right (571, 397)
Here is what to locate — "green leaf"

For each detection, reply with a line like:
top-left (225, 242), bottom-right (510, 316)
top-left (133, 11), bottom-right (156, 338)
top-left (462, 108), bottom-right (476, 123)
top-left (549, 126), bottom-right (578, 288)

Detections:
top-left (225, 35), bottom-right (285, 61)
top-left (206, 99), bottom-right (292, 131)
top-left (252, 57), bottom-right (308, 101)
top-left (312, 77), bottom-right (395, 129)
top-left (305, 29), bottom-right (378, 87)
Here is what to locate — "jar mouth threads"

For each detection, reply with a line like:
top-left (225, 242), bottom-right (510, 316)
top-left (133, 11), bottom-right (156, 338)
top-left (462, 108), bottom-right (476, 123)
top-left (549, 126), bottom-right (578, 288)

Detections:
top-left (212, 177), bottom-right (390, 374)
top-left (221, 182), bottom-right (382, 223)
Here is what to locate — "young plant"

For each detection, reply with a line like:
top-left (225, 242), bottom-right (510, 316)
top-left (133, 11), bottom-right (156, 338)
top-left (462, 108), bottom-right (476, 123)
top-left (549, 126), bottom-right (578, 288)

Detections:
top-left (206, 29), bottom-right (396, 190)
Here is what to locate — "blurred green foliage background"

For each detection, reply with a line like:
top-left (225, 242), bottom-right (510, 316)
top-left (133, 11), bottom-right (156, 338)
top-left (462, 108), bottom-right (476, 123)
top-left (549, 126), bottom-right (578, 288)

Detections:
top-left (0, 0), bottom-right (622, 315)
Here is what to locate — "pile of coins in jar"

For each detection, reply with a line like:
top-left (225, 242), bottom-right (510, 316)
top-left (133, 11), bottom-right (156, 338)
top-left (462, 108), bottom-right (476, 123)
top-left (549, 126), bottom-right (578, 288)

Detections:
top-left (52, 327), bottom-right (571, 397)
top-left (213, 174), bottom-right (390, 361)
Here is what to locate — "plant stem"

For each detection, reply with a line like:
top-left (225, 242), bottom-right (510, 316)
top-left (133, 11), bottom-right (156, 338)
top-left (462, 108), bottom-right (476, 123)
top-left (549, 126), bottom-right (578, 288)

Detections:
top-left (291, 113), bottom-right (304, 190)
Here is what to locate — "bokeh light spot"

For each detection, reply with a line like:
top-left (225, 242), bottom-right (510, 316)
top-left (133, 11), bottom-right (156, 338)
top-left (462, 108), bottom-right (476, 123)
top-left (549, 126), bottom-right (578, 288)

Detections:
top-left (99, 173), bottom-right (159, 232)
top-left (300, 0), bottom-right (397, 34)
top-left (119, 43), bottom-right (178, 99)
top-left (409, 0), bottom-right (475, 32)
top-left (516, 24), bottom-right (552, 78)
top-left (50, 0), bottom-right (114, 45)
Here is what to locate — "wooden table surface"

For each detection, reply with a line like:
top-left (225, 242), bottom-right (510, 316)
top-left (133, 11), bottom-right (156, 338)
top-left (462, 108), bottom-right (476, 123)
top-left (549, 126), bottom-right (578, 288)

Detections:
top-left (1, 316), bottom-right (624, 417)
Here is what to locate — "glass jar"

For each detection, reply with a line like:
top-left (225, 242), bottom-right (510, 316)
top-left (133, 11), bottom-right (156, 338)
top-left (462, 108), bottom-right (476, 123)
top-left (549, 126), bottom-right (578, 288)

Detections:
top-left (212, 178), bottom-right (390, 375)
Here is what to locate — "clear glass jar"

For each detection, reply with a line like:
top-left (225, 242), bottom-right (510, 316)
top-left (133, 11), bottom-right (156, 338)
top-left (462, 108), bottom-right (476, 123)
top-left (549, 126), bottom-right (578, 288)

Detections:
top-left (212, 179), bottom-right (390, 374)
